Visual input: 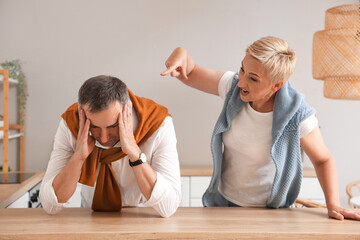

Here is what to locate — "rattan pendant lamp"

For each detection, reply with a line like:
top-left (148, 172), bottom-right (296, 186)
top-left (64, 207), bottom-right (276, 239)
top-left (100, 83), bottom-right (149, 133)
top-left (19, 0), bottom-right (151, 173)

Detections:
top-left (312, 3), bottom-right (360, 100)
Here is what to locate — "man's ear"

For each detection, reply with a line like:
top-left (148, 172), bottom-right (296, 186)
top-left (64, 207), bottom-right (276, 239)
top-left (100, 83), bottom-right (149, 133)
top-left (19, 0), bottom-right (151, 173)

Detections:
top-left (272, 81), bottom-right (284, 93)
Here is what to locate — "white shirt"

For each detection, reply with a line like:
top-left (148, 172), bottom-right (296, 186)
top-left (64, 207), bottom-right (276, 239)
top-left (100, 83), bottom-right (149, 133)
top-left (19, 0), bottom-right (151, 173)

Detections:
top-left (217, 71), bottom-right (318, 207)
top-left (40, 108), bottom-right (181, 218)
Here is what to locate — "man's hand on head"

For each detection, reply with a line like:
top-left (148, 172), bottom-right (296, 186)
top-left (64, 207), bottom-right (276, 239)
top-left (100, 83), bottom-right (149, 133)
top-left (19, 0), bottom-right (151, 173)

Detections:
top-left (118, 101), bottom-right (141, 162)
top-left (73, 107), bottom-right (95, 163)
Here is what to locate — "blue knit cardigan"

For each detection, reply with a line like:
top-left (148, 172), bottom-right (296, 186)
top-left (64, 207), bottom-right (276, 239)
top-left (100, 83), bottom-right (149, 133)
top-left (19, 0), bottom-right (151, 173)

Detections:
top-left (202, 73), bottom-right (315, 208)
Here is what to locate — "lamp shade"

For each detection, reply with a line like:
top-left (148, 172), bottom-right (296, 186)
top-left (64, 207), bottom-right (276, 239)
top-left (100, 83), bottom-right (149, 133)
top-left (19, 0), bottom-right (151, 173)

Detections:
top-left (312, 4), bottom-right (360, 100)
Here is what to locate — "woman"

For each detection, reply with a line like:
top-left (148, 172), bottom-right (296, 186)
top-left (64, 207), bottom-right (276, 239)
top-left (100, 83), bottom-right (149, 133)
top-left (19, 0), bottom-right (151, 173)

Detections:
top-left (161, 36), bottom-right (360, 220)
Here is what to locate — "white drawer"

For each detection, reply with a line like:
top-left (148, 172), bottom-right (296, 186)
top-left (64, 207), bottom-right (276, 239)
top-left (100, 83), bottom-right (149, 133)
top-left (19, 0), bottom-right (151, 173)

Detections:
top-left (190, 176), bottom-right (211, 198)
top-left (190, 198), bottom-right (203, 207)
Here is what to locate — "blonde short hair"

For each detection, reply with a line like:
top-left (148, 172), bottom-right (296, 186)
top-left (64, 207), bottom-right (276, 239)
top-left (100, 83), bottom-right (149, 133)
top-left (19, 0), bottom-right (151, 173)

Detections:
top-left (246, 36), bottom-right (297, 83)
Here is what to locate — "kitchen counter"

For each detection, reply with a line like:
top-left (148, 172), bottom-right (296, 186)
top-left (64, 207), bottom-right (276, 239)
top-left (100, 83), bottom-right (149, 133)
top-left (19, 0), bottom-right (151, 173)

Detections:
top-left (0, 171), bottom-right (45, 208)
top-left (180, 165), bottom-right (316, 177)
top-left (0, 207), bottom-right (359, 239)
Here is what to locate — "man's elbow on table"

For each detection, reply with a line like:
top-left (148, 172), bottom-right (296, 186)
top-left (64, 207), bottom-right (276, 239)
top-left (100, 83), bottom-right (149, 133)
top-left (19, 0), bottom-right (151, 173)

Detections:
top-left (39, 180), bottom-right (66, 215)
top-left (146, 181), bottom-right (182, 218)
top-left (156, 194), bottom-right (182, 218)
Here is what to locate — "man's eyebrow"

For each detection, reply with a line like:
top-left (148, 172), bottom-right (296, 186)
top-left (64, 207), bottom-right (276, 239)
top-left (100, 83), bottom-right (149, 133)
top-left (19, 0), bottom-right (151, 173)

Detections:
top-left (90, 123), bottom-right (99, 128)
top-left (90, 121), bottom-right (118, 128)
top-left (107, 122), bottom-right (119, 128)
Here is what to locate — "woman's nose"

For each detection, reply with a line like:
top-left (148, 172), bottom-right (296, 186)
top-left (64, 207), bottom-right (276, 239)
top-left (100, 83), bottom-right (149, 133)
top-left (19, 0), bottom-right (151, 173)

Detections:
top-left (237, 75), bottom-right (245, 88)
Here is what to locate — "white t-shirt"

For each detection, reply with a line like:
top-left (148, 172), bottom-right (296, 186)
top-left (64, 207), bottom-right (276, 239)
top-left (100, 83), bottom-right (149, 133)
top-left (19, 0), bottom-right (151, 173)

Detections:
top-left (217, 71), bottom-right (318, 207)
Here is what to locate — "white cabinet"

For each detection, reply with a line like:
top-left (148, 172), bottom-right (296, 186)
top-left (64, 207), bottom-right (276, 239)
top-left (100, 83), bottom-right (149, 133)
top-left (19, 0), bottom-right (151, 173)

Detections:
top-left (6, 181), bottom-right (82, 208)
top-left (180, 176), bottom-right (211, 207)
top-left (189, 176), bottom-right (211, 207)
top-left (180, 175), bottom-right (325, 207)
top-left (7, 192), bottom-right (29, 208)
top-left (299, 177), bottom-right (325, 204)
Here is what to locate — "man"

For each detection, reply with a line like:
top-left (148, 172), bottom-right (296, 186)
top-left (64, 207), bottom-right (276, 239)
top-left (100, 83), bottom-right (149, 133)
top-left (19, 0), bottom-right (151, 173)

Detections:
top-left (40, 75), bottom-right (181, 218)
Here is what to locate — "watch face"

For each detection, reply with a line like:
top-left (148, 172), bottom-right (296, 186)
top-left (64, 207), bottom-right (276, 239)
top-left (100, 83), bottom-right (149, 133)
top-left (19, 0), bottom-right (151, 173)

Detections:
top-left (140, 153), bottom-right (147, 163)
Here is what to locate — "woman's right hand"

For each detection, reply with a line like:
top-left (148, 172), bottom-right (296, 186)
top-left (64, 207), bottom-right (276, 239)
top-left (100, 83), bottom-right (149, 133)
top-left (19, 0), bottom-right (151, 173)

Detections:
top-left (160, 47), bottom-right (193, 82)
top-left (160, 47), bottom-right (223, 95)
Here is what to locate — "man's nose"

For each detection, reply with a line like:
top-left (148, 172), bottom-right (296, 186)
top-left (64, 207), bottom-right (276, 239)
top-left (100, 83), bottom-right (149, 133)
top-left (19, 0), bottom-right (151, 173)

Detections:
top-left (100, 129), bottom-right (109, 143)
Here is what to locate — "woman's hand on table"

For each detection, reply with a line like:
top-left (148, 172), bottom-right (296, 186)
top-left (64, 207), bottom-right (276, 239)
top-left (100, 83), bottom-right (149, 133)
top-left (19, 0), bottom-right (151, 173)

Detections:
top-left (327, 204), bottom-right (360, 221)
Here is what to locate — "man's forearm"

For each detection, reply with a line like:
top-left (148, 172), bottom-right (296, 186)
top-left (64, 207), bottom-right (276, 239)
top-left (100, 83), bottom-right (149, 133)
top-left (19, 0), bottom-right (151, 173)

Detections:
top-left (52, 155), bottom-right (84, 203)
top-left (131, 162), bottom-right (157, 200)
top-left (125, 137), bottom-right (157, 200)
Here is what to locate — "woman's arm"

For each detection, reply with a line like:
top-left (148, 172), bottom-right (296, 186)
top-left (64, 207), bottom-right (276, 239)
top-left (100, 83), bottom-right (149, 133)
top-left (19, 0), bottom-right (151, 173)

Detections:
top-left (160, 47), bottom-right (225, 96)
top-left (300, 125), bottom-right (360, 220)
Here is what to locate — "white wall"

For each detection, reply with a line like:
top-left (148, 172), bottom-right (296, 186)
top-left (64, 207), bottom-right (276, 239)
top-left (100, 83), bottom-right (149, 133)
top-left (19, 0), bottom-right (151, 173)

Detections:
top-left (0, 0), bottom-right (358, 207)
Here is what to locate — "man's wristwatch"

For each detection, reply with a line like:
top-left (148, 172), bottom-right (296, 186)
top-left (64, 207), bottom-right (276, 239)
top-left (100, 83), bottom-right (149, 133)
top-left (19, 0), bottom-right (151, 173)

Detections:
top-left (129, 153), bottom-right (147, 167)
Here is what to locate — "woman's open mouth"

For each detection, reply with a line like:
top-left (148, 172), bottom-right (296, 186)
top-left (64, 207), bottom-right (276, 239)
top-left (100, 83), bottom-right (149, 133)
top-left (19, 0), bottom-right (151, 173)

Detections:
top-left (240, 88), bottom-right (249, 95)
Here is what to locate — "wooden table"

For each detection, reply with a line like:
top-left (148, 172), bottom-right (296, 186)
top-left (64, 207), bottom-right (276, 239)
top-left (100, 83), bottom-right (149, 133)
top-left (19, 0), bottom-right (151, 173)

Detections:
top-left (0, 207), bottom-right (359, 239)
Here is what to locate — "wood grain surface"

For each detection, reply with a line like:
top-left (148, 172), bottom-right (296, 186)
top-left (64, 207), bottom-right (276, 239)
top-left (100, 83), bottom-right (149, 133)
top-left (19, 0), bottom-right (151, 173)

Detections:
top-left (0, 207), bottom-right (359, 239)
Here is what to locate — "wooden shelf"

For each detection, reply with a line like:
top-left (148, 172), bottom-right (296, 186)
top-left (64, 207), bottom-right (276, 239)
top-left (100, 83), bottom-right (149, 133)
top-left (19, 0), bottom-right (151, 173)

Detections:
top-left (0, 132), bottom-right (24, 140)
top-left (0, 75), bottom-right (18, 84)
top-left (0, 69), bottom-right (26, 173)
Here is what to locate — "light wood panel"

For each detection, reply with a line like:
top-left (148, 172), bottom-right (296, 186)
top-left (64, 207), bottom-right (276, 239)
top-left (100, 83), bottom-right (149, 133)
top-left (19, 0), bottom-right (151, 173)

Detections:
top-left (0, 207), bottom-right (359, 240)
top-left (181, 165), bottom-right (316, 177)
top-left (180, 165), bottom-right (213, 176)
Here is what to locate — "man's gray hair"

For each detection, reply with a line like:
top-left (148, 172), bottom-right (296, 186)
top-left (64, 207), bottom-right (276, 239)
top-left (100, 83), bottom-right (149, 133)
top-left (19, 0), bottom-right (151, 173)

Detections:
top-left (78, 75), bottom-right (129, 113)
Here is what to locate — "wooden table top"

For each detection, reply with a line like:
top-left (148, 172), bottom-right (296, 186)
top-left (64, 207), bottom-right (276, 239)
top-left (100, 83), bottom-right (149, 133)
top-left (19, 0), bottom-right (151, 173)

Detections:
top-left (0, 207), bottom-right (359, 240)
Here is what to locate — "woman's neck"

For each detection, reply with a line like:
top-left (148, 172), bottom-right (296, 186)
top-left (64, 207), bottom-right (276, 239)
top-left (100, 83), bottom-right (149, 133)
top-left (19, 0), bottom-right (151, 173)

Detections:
top-left (250, 93), bottom-right (276, 113)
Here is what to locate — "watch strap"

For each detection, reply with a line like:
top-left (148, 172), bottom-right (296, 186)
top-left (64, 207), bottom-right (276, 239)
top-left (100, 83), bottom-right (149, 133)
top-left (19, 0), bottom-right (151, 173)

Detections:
top-left (129, 159), bottom-right (143, 167)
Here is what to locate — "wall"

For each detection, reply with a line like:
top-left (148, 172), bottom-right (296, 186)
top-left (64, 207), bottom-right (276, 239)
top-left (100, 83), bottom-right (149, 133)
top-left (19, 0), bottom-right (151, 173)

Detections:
top-left (0, 0), bottom-right (358, 207)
